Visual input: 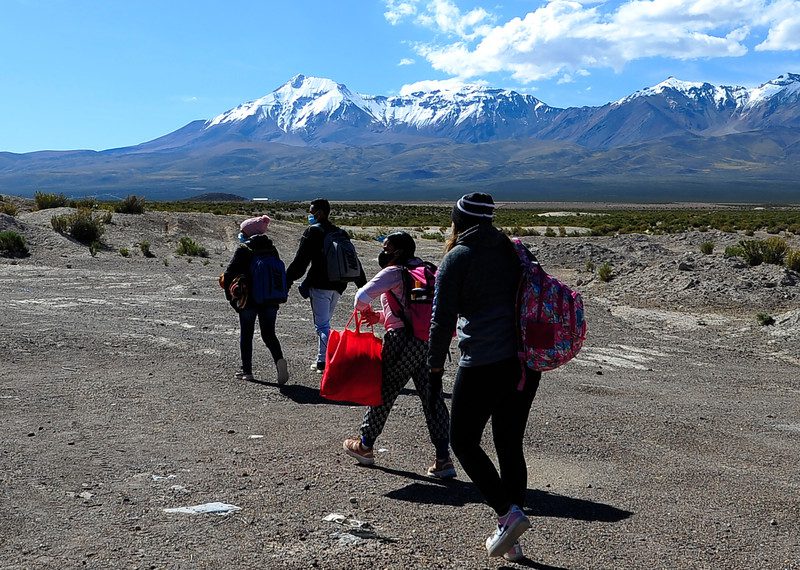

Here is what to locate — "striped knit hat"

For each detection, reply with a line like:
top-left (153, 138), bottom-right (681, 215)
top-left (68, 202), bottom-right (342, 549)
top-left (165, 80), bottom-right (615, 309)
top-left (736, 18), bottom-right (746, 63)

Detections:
top-left (451, 192), bottom-right (495, 231)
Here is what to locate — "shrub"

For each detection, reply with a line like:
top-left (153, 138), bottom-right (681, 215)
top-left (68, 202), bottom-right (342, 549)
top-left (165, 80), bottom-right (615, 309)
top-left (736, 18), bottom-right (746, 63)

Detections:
top-left (176, 237), bottom-right (208, 257)
top-left (99, 209), bottom-right (113, 224)
top-left (34, 191), bottom-right (68, 210)
top-left (89, 241), bottom-right (101, 257)
top-left (544, 226), bottom-right (556, 237)
top-left (51, 209), bottom-right (105, 244)
top-left (699, 241), bottom-right (714, 255)
top-left (761, 237), bottom-right (789, 265)
top-left (1, 201), bottom-right (18, 216)
top-left (738, 240), bottom-right (763, 266)
top-left (724, 245), bottom-right (744, 258)
top-left (585, 260), bottom-right (596, 273)
top-left (119, 247), bottom-right (130, 257)
top-left (69, 197), bottom-right (98, 209)
top-left (0, 230), bottom-right (29, 258)
top-left (598, 262), bottom-right (613, 282)
top-left (140, 241), bottom-right (155, 258)
top-left (785, 249), bottom-right (800, 272)
top-left (421, 231), bottom-right (445, 242)
top-left (756, 313), bottom-right (775, 326)
top-left (114, 195), bottom-right (146, 214)
top-left (558, 226), bottom-right (567, 237)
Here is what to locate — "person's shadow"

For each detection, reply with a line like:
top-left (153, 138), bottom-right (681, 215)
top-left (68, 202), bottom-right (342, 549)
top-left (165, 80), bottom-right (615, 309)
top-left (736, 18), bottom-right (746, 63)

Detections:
top-left (250, 382), bottom-right (452, 405)
top-left (374, 465), bottom-right (630, 569)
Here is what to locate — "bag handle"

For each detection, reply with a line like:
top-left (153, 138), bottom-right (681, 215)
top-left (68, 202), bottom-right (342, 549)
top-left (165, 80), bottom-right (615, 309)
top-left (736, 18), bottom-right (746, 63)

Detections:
top-left (346, 309), bottom-right (376, 332)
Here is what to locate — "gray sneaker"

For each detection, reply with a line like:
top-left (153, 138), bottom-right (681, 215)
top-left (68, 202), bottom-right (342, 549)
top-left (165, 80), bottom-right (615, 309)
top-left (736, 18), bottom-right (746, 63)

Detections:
top-left (276, 358), bottom-right (289, 386)
top-left (309, 362), bottom-right (325, 374)
top-left (485, 505), bottom-right (531, 557)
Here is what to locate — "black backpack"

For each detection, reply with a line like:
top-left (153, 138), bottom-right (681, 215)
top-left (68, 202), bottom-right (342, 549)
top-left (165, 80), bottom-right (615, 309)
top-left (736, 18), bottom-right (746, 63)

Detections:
top-left (321, 227), bottom-right (362, 282)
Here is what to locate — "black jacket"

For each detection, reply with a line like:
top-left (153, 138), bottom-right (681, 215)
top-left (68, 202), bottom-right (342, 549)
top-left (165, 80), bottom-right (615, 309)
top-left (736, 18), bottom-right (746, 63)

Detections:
top-left (223, 234), bottom-right (282, 310)
top-left (286, 221), bottom-right (367, 294)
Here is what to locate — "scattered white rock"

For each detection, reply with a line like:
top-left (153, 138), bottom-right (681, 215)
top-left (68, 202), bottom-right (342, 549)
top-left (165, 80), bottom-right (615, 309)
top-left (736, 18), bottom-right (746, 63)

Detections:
top-left (163, 502), bottom-right (241, 515)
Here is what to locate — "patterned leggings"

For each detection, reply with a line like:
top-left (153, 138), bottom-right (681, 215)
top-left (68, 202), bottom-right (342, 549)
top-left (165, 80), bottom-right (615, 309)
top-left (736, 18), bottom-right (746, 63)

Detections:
top-left (360, 330), bottom-right (451, 459)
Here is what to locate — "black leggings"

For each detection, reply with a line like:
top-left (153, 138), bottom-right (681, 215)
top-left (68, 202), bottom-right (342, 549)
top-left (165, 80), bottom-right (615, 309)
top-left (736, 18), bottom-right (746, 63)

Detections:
top-left (450, 357), bottom-right (540, 516)
top-left (239, 305), bottom-right (284, 373)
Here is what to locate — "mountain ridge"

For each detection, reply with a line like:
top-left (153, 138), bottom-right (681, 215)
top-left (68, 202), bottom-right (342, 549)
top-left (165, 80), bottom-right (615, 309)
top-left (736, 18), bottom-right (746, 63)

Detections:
top-left (1, 72), bottom-right (799, 202)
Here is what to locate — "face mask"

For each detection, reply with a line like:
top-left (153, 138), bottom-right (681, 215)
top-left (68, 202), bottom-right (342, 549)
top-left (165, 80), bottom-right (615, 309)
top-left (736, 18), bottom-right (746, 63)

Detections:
top-left (237, 232), bottom-right (247, 243)
top-left (377, 251), bottom-right (394, 268)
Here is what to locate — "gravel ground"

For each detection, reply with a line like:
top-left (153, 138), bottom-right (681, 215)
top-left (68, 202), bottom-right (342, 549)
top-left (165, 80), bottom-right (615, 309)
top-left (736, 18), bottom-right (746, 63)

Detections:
top-left (1, 206), bottom-right (799, 569)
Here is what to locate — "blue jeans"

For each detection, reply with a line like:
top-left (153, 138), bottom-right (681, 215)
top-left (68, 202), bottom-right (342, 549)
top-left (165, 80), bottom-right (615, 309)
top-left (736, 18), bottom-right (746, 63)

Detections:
top-left (239, 305), bottom-right (283, 374)
top-left (309, 288), bottom-right (341, 364)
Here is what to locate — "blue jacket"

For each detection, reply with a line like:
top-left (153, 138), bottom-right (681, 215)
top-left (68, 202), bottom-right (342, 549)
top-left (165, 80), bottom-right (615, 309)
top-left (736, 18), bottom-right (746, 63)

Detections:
top-left (427, 223), bottom-right (520, 369)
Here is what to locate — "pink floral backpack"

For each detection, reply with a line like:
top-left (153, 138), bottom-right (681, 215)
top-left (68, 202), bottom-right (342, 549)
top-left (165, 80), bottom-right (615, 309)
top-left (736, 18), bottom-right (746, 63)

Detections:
top-left (512, 238), bottom-right (587, 377)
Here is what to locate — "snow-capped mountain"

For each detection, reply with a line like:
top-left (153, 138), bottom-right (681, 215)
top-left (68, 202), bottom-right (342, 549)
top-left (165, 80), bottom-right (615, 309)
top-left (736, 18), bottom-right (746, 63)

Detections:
top-left (202, 74), bottom-right (556, 144)
top-left (186, 72), bottom-right (800, 149)
top-left (2, 72), bottom-right (799, 202)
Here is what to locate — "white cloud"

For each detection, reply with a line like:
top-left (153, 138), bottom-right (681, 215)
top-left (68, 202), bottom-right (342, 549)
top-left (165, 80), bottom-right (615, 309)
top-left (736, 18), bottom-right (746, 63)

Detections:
top-left (384, 0), bottom-right (419, 25)
top-left (402, 0), bottom-right (799, 83)
top-left (399, 77), bottom-right (487, 95)
top-left (398, 58), bottom-right (416, 66)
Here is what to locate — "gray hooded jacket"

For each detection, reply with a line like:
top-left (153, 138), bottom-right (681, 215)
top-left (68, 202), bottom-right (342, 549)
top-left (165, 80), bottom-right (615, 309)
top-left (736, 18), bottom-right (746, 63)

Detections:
top-left (427, 223), bottom-right (521, 369)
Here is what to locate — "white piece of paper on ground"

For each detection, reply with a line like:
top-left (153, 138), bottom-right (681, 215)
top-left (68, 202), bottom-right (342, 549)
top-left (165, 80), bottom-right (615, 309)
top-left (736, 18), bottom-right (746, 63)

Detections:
top-left (163, 502), bottom-right (241, 515)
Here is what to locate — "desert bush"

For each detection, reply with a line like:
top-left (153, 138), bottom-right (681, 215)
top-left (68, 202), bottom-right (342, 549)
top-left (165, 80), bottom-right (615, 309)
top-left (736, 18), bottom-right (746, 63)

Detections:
top-left (558, 226), bottom-right (567, 237)
top-left (176, 237), bottom-right (208, 257)
top-left (756, 313), bottom-right (775, 326)
top-left (744, 229), bottom-right (755, 236)
top-left (785, 249), bottom-right (800, 272)
top-left (585, 260), bottom-right (596, 273)
top-left (738, 240), bottom-right (764, 266)
top-left (99, 209), bottom-right (113, 224)
top-left (421, 231), bottom-right (445, 242)
top-left (114, 195), bottom-right (146, 214)
top-left (0, 230), bottom-right (29, 258)
top-left (544, 227), bottom-right (556, 237)
top-left (119, 247), bottom-right (130, 257)
top-left (51, 208), bottom-right (105, 244)
top-left (699, 241), bottom-right (714, 255)
top-left (89, 241), bottom-right (101, 257)
top-left (598, 262), bottom-right (613, 282)
top-left (724, 245), bottom-right (744, 258)
top-left (69, 197), bottom-right (98, 209)
top-left (761, 237), bottom-right (789, 265)
top-left (35, 191), bottom-right (68, 210)
top-left (0, 201), bottom-right (18, 216)
top-left (139, 241), bottom-right (155, 258)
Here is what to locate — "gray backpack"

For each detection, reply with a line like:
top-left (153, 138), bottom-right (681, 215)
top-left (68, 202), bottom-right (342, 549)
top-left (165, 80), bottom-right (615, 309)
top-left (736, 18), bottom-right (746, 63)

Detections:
top-left (322, 227), bottom-right (362, 282)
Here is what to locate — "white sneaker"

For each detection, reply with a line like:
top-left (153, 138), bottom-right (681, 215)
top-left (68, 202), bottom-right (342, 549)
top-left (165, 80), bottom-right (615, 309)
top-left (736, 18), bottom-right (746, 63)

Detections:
top-left (276, 358), bottom-right (289, 386)
top-left (485, 505), bottom-right (531, 557)
top-left (241, 372), bottom-right (255, 382)
top-left (309, 362), bottom-right (324, 374)
top-left (504, 542), bottom-right (524, 562)
top-left (234, 369), bottom-right (245, 380)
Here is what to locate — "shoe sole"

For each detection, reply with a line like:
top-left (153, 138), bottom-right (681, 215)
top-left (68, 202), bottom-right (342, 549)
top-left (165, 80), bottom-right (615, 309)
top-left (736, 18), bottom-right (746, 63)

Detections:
top-left (342, 443), bottom-right (375, 466)
top-left (276, 359), bottom-right (289, 386)
top-left (487, 516), bottom-right (531, 557)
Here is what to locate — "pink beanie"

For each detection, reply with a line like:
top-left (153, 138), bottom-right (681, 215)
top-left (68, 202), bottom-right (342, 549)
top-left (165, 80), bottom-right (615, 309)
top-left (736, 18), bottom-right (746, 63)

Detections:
top-left (240, 215), bottom-right (271, 237)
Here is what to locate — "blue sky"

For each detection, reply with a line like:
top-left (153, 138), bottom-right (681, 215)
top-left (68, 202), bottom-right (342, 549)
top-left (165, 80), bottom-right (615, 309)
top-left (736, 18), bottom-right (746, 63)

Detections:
top-left (2, 0), bottom-right (798, 153)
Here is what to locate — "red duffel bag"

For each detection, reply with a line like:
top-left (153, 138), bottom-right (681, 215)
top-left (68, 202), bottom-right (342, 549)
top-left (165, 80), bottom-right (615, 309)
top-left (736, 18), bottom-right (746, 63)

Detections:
top-left (320, 310), bottom-right (383, 406)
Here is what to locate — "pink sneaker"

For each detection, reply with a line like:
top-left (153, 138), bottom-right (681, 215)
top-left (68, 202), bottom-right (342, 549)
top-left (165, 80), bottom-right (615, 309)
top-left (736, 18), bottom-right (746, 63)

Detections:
top-left (485, 505), bottom-right (531, 557)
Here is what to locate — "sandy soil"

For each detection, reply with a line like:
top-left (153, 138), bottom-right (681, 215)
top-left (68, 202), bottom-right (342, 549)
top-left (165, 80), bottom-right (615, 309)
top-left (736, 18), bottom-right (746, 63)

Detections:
top-left (1, 206), bottom-right (799, 569)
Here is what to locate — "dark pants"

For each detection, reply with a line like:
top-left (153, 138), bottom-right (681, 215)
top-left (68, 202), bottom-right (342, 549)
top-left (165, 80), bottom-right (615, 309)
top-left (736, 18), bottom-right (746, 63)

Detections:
top-left (239, 305), bottom-right (283, 374)
top-left (360, 330), bottom-right (450, 459)
top-left (450, 357), bottom-right (540, 516)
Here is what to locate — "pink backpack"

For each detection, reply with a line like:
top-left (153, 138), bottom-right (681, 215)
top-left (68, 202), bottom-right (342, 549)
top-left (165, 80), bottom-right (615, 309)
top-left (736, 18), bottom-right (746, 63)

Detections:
top-left (512, 238), bottom-right (587, 375)
top-left (386, 261), bottom-right (437, 342)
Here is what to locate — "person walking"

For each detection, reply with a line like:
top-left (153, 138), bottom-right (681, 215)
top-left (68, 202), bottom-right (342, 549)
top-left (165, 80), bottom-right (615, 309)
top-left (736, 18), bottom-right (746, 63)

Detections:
top-left (342, 232), bottom-right (456, 479)
top-left (286, 199), bottom-right (366, 374)
top-left (427, 193), bottom-right (541, 561)
top-left (223, 215), bottom-right (289, 385)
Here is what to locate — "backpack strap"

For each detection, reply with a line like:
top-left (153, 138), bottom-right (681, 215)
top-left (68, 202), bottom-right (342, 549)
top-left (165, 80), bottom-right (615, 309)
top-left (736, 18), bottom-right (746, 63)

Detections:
top-left (387, 266), bottom-right (414, 337)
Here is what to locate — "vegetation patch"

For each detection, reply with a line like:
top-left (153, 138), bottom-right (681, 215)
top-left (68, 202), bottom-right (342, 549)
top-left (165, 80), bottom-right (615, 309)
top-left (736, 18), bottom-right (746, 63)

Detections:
top-left (114, 195), bottom-right (146, 214)
top-left (0, 230), bottom-right (29, 258)
top-left (35, 191), bottom-right (68, 210)
top-left (51, 209), bottom-right (106, 244)
top-left (175, 237), bottom-right (208, 257)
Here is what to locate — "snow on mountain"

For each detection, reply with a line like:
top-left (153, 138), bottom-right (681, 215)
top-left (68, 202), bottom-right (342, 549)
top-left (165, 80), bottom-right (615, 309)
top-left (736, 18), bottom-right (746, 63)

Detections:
top-left (744, 73), bottom-right (800, 107)
top-left (613, 77), bottom-right (749, 109)
top-left (205, 74), bottom-right (551, 138)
